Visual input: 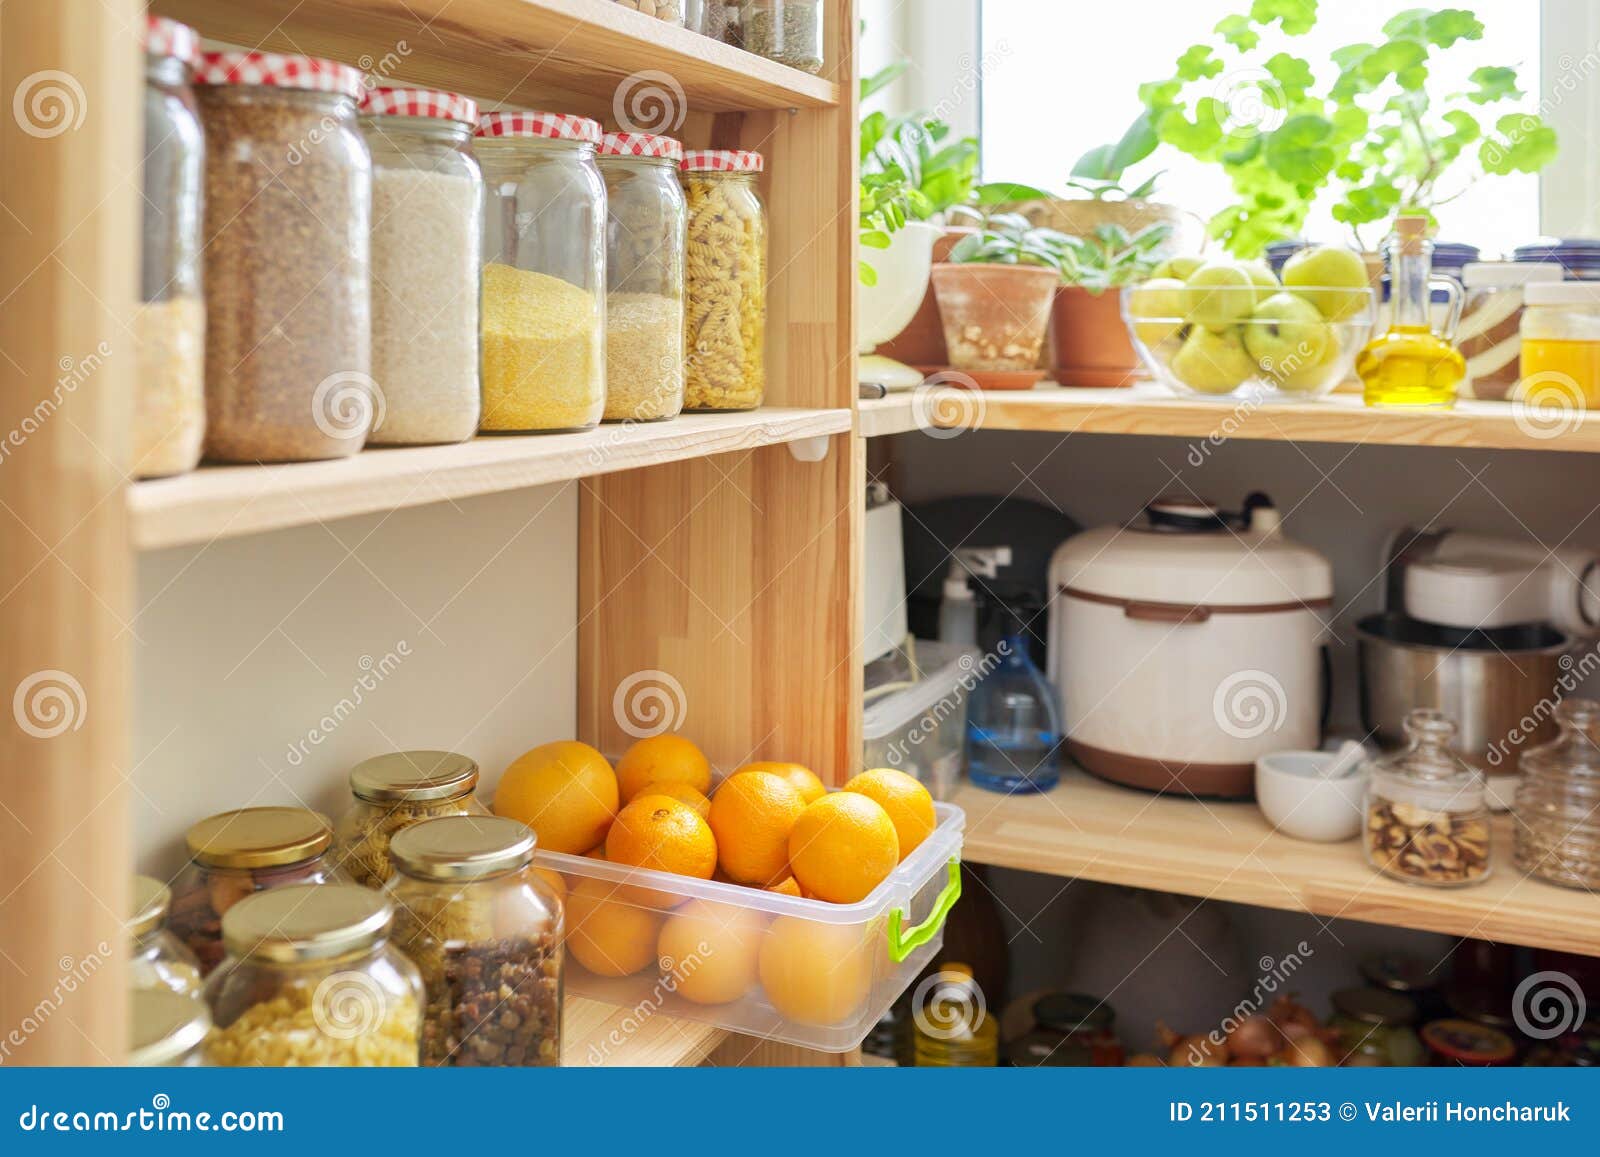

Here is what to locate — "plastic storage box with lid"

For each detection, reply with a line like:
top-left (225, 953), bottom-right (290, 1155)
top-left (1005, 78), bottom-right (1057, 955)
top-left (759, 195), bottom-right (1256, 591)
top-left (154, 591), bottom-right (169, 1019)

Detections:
top-left (863, 638), bottom-right (979, 801)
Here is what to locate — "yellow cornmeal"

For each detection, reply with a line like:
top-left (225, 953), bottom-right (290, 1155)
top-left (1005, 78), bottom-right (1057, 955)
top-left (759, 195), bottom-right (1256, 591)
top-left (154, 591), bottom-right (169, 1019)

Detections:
top-left (480, 263), bottom-right (603, 431)
top-left (204, 989), bottom-right (419, 1067)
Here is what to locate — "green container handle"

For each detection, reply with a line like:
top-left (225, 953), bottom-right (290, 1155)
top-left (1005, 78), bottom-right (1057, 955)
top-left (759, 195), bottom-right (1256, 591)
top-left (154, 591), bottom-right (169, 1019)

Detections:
top-left (886, 857), bottom-right (962, 964)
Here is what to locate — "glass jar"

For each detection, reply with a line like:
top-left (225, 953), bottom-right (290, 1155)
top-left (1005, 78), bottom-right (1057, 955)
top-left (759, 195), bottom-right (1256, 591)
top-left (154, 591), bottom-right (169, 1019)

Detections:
top-left (1364, 709), bottom-right (1492, 887)
top-left (685, 0), bottom-right (731, 38)
top-left (1513, 239), bottom-right (1600, 281)
top-left (1329, 987), bottom-right (1425, 1066)
top-left (129, 875), bottom-right (202, 996)
top-left (128, 988), bottom-right (211, 1067)
top-left (611, 0), bottom-right (685, 22)
top-left (1031, 992), bottom-right (1125, 1066)
top-left (1515, 698), bottom-right (1600, 889)
top-left (475, 111), bottom-right (606, 433)
top-left (203, 884), bottom-right (422, 1066)
top-left (739, 0), bottom-right (824, 73)
top-left (682, 151), bottom-right (767, 411)
top-left (1460, 262), bottom-right (1563, 400)
top-left (387, 816), bottom-right (563, 1066)
top-left (194, 52), bottom-right (373, 462)
top-left (136, 16), bottom-right (206, 479)
top-left (1420, 1018), bottom-right (1517, 1066)
top-left (169, 807), bottom-right (340, 975)
top-left (1520, 280), bottom-right (1600, 412)
top-left (360, 88), bottom-right (483, 445)
top-left (332, 750), bottom-right (487, 888)
top-left (600, 133), bottom-right (686, 422)
top-left (1360, 952), bottom-right (1447, 1023)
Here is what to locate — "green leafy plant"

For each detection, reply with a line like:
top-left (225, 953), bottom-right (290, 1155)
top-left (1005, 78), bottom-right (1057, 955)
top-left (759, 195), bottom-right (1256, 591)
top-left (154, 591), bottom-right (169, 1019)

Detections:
top-left (946, 213), bottom-right (1073, 271)
top-left (1056, 221), bottom-right (1175, 292)
top-left (1067, 110), bottom-right (1166, 201)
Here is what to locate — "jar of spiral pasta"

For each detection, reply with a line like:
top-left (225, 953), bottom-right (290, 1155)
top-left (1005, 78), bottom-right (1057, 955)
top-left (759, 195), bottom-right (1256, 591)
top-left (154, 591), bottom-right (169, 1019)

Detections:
top-left (128, 875), bottom-right (202, 996)
top-left (599, 132), bottom-right (686, 422)
top-left (331, 750), bottom-right (487, 888)
top-left (681, 150), bottom-right (767, 411)
top-left (475, 111), bottom-right (607, 432)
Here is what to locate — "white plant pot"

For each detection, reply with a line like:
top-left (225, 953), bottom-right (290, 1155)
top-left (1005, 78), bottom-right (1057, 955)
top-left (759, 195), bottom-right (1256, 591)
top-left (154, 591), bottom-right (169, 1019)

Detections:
top-left (857, 222), bottom-right (939, 355)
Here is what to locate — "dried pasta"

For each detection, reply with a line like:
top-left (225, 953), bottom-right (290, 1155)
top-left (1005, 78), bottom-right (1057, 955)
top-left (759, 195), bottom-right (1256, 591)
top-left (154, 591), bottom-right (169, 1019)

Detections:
top-left (683, 173), bottom-right (766, 410)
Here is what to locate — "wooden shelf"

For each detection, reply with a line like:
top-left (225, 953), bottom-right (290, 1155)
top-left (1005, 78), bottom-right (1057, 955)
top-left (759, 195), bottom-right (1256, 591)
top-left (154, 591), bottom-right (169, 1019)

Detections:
top-left (565, 995), bottom-right (724, 1067)
top-left (130, 407), bottom-right (850, 550)
top-left (953, 774), bottom-right (1600, 955)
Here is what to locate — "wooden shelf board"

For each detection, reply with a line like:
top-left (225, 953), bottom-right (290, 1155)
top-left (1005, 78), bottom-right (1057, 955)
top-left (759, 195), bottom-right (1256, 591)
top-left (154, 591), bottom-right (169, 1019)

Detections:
top-left (564, 995), bottom-right (725, 1067)
top-left (130, 407), bottom-right (850, 550)
top-left (953, 773), bottom-right (1600, 955)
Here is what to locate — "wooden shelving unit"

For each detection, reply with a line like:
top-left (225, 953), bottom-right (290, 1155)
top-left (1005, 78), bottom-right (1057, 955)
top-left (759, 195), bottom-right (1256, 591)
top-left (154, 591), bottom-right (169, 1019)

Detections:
top-left (565, 996), bottom-right (724, 1068)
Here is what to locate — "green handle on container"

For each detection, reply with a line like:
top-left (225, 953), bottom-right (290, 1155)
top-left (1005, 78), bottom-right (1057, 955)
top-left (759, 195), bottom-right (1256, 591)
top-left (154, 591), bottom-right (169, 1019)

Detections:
top-left (886, 858), bottom-right (962, 964)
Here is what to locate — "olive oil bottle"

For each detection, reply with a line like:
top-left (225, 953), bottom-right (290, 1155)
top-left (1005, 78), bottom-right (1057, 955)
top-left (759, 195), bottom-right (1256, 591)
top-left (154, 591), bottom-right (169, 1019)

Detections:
top-left (1358, 215), bottom-right (1466, 408)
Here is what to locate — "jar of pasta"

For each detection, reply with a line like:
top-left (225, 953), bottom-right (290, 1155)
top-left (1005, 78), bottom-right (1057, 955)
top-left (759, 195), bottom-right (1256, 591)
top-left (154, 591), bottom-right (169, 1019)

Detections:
top-left (600, 133), bottom-right (686, 422)
top-left (475, 111), bottom-right (606, 432)
top-left (331, 750), bottom-right (487, 888)
top-left (203, 884), bottom-right (422, 1066)
top-left (387, 816), bottom-right (563, 1066)
top-left (129, 989), bottom-right (211, 1067)
top-left (681, 150), bottom-right (767, 411)
top-left (129, 875), bottom-right (202, 996)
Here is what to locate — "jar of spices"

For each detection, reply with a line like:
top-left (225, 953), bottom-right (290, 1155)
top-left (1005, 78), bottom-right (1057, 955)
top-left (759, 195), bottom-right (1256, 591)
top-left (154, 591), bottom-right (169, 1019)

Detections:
top-left (331, 750), bottom-right (487, 888)
top-left (387, 816), bottom-right (563, 1067)
top-left (1364, 709), bottom-right (1492, 887)
top-left (194, 52), bottom-right (373, 461)
top-left (739, 0), bottom-right (824, 73)
top-left (136, 16), bottom-right (206, 479)
top-left (129, 988), bottom-right (211, 1067)
top-left (684, 0), bottom-right (731, 38)
top-left (1518, 280), bottom-right (1600, 410)
top-left (1420, 1018), bottom-right (1517, 1066)
top-left (1516, 698), bottom-right (1600, 888)
top-left (128, 875), bottom-right (202, 996)
top-left (475, 110), bottom-right (606, 433)
top-left (599, 132), bottom-right (687, 422)
top-left (359, 88), bottom-right (483, 445)
top-left (1328, 987), bottom-right (1425, 1066)
top-left (1459, 262), bottom-right (1562, 400)
top-left (203, 884), bottom-right (422, 1066)
top-left (168, 806), bottom-right (340, 975)
top-left (1031, 992), bottom-right (1125, 1066)
top-left (682, 150), bottom-right (767, 411)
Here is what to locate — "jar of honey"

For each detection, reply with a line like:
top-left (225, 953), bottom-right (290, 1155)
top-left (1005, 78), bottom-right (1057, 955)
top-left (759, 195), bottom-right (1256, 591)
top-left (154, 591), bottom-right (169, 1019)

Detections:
top-left (1519, 281), bottom-right (1600, 410)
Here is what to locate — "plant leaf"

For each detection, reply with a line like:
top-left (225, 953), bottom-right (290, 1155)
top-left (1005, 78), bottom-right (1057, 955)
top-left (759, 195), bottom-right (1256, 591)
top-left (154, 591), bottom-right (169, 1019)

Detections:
top-left (859, 59), bottom-right (908, 103)
top-left (973, 182), bottom-right (1052, 205)
top-left (1176, 45), bottom-right (1224, 81)
top-left (859, 229), bottom-right (891, 249)
top-left (1481, 113), bottom-right (1559, 174)
top-left (1265, 52), bottom-right (1315, 101)
top-left (1071, 143), bottom-right (1118, 181)
top-left (1215, 14), bottom-right (1260, 51)
top-left (858, 260), bottom-right (878, 286)
top-left (1424, 9), bottom-right (1484, 48)
top-left (1249, 0), bottom-right (1318, 36)
top-left (1467, 65), bottom-right (1521, 104)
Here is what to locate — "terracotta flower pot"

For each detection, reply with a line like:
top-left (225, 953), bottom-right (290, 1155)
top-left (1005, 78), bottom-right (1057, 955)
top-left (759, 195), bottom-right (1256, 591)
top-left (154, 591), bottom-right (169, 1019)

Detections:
top-left (930, 262), bottom-right (1059, 384)
top-left (876, 227), bottom-right (978, 368)
top-left (1050, 286), bottom-right (1141, 388)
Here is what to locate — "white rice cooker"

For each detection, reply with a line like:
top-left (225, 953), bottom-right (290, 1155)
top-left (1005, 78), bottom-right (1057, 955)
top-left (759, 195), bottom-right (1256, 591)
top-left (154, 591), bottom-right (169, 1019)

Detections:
top-left (1047, 494), bottom-right (1332, 797)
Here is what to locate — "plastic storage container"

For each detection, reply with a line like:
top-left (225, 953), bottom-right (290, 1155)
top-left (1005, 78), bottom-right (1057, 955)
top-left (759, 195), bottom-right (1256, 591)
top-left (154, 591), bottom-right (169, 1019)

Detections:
top-left (128, 989), bottom-right (211, 1067)
top-left (128, 875), bottom-right (203, 995)
top-left (1363, 709), bottom-right (1491, 887)
top-left (1514, 698), bottom-right (1600, 889)
top-left (862, 639), bottom-right (978, 802)
top-left (681, 150), bottom-right (767, 410)
top-left (536, 796), bottom-right (964, 1051)
top-left (1459, 261), bottom-right (1561, 400)
top-left (332, 750), bottom-right (487, 888)
top-left (739, 0), bottom-right (823, 73)
top-left (1519, 280), bottom-right (1600, 409)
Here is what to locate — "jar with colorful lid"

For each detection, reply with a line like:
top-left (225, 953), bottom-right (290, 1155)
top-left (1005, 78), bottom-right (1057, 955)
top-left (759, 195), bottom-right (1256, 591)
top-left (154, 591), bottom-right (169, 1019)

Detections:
top-left (129, 875), bottom-right (202, 996)
top-left (168, 807), bottom-right (341, 975)
top-left (203, 884), bottom-right (422, 1066)
top-left (194, 52), bottom-right (373, 461)
top-left (475, 110), bottom-right (606, 433)
top-left (1515, 698), bottom-right (1600, 889)
top-left (1420, 1018), bottom-right (1517, 1066)
top-left (739, 1), bottom-right (824, 73)
top-left (332, 750), bottom-right (487, 888)
top-left (359, 88), bottom-right (483, 445)
top-left (1513, 239), bottom-right (1600, 280)
top-left (1364, 709), bottom-right (1492, 887)
top-left (681, 150), bottom-right (767, 411)
top-left (1519, 280), bottom-right (1600, 412)
top-left (128, 989), bottom-right (211, 1067)
top-left (1032, 992), bottom-right (1125, 1066)
top-left (599, 132), bottom-right (686, 422)
top-left (386, 816), bottom-right (563, 1066)
top-left (136, 15), bottom-right (205, 478)
top-left (1329, 987), bottom-right (1425, 1066)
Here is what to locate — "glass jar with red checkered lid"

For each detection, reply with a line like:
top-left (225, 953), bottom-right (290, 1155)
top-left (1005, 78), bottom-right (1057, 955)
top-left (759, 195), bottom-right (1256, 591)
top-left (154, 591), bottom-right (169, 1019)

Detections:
top-left (681, 150), bottom-right (767, 411)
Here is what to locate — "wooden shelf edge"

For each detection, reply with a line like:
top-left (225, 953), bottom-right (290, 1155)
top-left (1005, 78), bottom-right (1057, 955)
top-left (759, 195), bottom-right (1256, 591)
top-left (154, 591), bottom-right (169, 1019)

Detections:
top-left (564, 995), bottom-right (726, 1066)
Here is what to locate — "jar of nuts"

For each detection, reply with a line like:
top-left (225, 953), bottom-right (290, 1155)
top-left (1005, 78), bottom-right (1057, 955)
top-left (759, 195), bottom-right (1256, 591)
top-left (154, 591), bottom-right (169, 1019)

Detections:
top-left (387, 816), bottom-right (563, 1067)
top-left (1514, 697), bottom-right (1600, 889)
top-left (331, 750), bottom-right (488, 888)
top-left (1364, 710), bottom-right (1492, 887)
top-left (128, 875), bottom-right (203, 996)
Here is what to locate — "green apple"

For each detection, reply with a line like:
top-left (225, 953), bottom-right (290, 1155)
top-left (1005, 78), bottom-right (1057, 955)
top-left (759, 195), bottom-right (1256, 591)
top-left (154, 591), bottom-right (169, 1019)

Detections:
top-left (1151, 255), bottom-right (1203, 282)
top-left (1126, 277), bottom-right (1188, 347)
top-left (1281, 245), bottom-right (1369, 320)
top-left (1244, 292), bottom-right (1334, 380)
top-left (1182, 261), bottom-right (1257, 329)
top-left (1169, 325), bottom-right (1257, 394)
top-left (1240, 259), bottom-right (1279, 305)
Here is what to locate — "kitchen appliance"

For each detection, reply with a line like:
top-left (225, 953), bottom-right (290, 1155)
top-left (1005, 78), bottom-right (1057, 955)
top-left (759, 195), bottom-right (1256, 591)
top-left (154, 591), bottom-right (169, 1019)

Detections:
top-left (862, 482), bottom-right (909, 665)
top-left (1048, 494), bottom-right (1332, 798)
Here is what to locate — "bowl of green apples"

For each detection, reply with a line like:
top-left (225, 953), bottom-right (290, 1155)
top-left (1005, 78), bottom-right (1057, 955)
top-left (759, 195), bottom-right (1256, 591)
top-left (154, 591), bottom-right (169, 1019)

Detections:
top-left (1120, 247), bottom-right (1376, 402)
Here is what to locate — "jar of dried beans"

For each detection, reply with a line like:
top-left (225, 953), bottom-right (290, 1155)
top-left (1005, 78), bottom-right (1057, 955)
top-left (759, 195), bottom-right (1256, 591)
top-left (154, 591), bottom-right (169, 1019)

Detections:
top-left (1364, 710), bottom-right (1492, 887)
top-left (599, 133), bottom-right (686, 422)
top-left (681, 150), bottom-right (767, 411)
top-left (332, 750), bottom-right (488, 888)
top-left (203, 884), bottom-right (422, 1066)
top-left (194, 52), bottom-right (373, 461)
top-left (168, 807), bottom-right (341, 975)
top-left (475, 111), bottom-right (606, 433)
top-left (359, 88), bottom-right (483, 444)
top-left (1514, 698), bottom-right (1600, 889)
top-left (128, 875), bottom-right (202, 996)
top-left (387, 816), bottom-right (563, 1067)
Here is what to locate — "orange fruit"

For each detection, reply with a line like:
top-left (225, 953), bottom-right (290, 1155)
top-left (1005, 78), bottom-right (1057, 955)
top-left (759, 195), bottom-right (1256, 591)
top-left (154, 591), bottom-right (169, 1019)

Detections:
top-left (731, 761), bottom-right (826, 805)
top-left (493, 741), bottom-right (618, 855)
top-left (565, 878), bottom-right (661, 977)
top-left (583, 844), bottom-right (607, 860)
top-left (615, 734), bottom-right (712, 803)
top-left (765, 875), bottom-right (803, 898)
top-left (637, 780), bottom-right (711, 820)
top-left (842, 768), bottom-right (935, 860)
top-left (759, 917), bottom-right (873, 1026)
top-left (787, 793), bottom-right (898, 904)
top-left (709, 772), bottom-right (806, 886)
top-left (605, 794), bottom-right (717, 907)
top-left (658, 900), bottom-right (767, 1005)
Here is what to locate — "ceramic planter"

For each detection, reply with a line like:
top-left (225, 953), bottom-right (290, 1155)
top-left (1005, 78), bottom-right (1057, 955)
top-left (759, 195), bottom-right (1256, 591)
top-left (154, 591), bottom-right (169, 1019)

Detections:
top-left (930, 262), bottom-right (1058, 387)
top-left (876, 227), bottom-right (978, 368)
top-left (1050, 285), bottom-right (1141, 388)
top-left (857, 222), bottom-right (940, 354)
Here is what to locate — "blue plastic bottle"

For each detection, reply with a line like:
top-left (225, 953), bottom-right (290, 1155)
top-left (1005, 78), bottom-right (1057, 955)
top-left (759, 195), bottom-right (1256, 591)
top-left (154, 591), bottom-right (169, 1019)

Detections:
top-left (965, 606), bottom-right (1062, 794)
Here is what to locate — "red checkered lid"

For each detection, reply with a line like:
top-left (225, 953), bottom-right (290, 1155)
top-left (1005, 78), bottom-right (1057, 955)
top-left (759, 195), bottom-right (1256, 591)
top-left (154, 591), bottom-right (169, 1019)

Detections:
top-left (194, 51), bottom-right (366, 100)
top-left (600, 132), bottom-right (685, 162)
top-left (475, 110), bottom-right (602, 144)
top-left (681, 150), bottom-right (765, 173)
top-left (361, 87), bottom-right (478, 126)
top-left (145, 16), bottom-right (199, 65)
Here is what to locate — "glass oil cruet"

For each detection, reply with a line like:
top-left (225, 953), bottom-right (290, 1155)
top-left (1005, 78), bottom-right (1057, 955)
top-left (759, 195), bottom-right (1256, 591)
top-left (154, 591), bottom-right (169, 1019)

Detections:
top-left (1357, 214), bottom-right (1466, 408)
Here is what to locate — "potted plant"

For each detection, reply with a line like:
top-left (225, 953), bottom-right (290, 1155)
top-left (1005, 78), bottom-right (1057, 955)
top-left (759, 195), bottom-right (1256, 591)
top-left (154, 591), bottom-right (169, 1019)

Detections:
top-left (1051, 220), bottom-right (1174, 387)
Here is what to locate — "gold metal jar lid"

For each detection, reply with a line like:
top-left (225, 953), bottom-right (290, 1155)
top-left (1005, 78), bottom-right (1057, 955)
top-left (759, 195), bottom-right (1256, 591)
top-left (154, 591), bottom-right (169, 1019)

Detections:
top-left (128, 875), bottom-right (171, 938)
top-left (129, 989), bottom-right (211, 1066)
top-left (349, 750), bottom-right (479, 804)
top-left (221, 883), bottom-right (391, 963)
top-left (185, 807), bottom-right (333, 869)
top-left (388, 815), bottom-right (536, 881)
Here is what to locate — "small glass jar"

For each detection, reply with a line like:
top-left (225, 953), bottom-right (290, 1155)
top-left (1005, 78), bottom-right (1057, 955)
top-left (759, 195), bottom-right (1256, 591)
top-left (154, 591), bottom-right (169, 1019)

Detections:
top-left (387, 816), bottom-right (563, 1067)
top-left (129, 875), bottom-right (202, 996)
top-left (136, 16), bottom-right (206, 479)
top-left (1031, 992), bottom-right (1125, 1066)
top-left (1459, 262), bottom-right (1562, 400)
top-left (739, 0), bottom-right (824, 73)
top-left (1329, 987), bottom-right (1425, 1066)
top-left (1515, 698), bottom-right (1600, 889)
top-left (195, 51), bottom-right (373, 462)
top-left (1364, 709), bottom-right (1492, 887)
top-left (611, 0), bottom-right (686, 22)
top-left (360, 89), bottom-right (483, 445)
top-left (600, 133), bottom-right (686, 422)
top-left (475, 110), bottom-right (606, 433)
top-left (1360, 952), bottom-right (1448, 1023)
top-left (128, 988), bottom-right (211, 1067)
top-left (681, 151), bottom-right (767, 411)
top-left (332, 750), bottom-right (488, 888)
top-left (1420, 1018), bottom-right (1517, 1066)
top-left (684, 0), bottom-right (731, 38)
top-left (169, 807), bottom-right (340, 975)
top-left (203, 884), bottom-right (422, 1066)
top-left (1519, 280), bottom-right (1600, 410)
